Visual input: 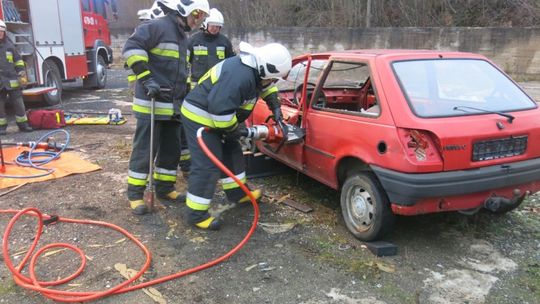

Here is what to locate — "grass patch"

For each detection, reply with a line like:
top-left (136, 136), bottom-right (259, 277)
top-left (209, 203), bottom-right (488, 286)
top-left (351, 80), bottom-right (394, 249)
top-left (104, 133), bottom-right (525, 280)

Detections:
top-left (0, 281), bottom-right (17, 295)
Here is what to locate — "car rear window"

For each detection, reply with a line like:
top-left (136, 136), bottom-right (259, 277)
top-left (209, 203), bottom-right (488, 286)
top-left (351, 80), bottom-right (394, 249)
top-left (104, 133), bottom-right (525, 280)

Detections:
top-left (393, 59), bottom-right (536, 118)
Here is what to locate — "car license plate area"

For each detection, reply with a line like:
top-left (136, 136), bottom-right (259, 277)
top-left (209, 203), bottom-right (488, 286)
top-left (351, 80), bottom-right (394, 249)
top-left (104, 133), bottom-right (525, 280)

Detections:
top-left (472, 136), bottom-right (528, 161)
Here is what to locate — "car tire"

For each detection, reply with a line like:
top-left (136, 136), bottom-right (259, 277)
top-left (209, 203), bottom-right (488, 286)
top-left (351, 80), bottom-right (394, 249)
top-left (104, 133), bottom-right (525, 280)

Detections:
top-left (43, 61), bottom-right (62, 106)
top-left (340, 172), bottom-right (395, 241)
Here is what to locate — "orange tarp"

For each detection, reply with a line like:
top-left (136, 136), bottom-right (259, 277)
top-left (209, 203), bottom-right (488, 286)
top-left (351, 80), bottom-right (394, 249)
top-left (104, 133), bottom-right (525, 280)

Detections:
top-left (0, 147), bottom-right (101, 190)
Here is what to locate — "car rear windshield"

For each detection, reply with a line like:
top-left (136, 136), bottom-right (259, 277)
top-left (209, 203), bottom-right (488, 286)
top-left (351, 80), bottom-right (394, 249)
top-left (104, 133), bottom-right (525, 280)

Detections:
top-left (392, 59), bottom-right (537, 118)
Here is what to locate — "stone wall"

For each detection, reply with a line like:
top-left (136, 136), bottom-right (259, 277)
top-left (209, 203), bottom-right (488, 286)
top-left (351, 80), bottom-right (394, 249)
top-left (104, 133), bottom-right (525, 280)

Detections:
top-left (111, 27), bottom-right (540, 80)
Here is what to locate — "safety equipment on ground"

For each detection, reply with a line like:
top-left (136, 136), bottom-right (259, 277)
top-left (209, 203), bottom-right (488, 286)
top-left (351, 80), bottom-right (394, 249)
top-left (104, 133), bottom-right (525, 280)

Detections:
top-left (157, 0), bottom-right (209, 17)
top-left (142, 78), bottom-right (160, 97)
top-left (203, 8), bottom-right (224, 29)
top-left (0, 20), bottom-right (5, 31)
top-left (130, 199), bottom-right (149, 215)
top-left (108, 108), bottom-right (123, 123)
top-left (239, 42), bottom-right (292, 80)
top-left (26, 109), bottom-right (66, 129)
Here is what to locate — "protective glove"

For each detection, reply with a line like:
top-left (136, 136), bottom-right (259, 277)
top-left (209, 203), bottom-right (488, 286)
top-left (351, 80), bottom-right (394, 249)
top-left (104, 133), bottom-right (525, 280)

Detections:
top-left (142, 77), bottom-right (160, 98)
top-left (223, 125), bottom-right (247, 141)
top-left (17, 70), bottom-right (28, 86)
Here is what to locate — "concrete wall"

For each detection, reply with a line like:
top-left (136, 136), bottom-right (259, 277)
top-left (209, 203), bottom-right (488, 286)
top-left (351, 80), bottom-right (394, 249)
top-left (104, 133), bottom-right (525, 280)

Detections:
top-left (111, 27), bottom-right (540, 80)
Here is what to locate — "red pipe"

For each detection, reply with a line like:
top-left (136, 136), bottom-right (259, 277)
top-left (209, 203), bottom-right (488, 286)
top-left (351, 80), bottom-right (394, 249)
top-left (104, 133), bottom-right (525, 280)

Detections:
top-left (1, 127), bottom-right (259, 302)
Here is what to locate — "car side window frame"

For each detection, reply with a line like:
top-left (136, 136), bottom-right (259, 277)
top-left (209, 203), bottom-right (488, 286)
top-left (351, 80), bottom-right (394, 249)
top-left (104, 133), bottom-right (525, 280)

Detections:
top-left (310, 59), bottom-right (381, 118)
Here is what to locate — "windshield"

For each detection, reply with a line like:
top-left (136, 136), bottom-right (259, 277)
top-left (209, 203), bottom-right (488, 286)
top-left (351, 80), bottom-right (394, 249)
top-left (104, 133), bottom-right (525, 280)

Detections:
top-left (393, 59), bottom-right (536, 118)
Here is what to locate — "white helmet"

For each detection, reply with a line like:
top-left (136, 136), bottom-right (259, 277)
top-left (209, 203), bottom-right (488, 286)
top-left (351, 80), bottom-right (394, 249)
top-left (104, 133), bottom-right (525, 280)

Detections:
top-left (0, 20), bottom-right (6, 31)
top-left (203, 8), bottom-right (224, 28)
top-left (157, 0), bottom-right (209, 17)
top-left (137, 9), bottom-right (152, 20)
top-left (239, 42), bottom-right (292, 80)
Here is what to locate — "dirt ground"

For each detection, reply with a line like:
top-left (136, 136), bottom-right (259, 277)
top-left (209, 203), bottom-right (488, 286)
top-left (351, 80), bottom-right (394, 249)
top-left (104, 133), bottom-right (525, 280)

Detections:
top-left (0, 68), bottom-right (539, 304)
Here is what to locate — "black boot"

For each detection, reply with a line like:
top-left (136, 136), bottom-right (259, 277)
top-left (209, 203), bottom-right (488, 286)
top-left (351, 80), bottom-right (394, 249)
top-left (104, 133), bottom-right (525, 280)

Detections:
top-left (17, 122), bottom-right (33, 132)
top-left (0, 124), bottom-right (6, 135)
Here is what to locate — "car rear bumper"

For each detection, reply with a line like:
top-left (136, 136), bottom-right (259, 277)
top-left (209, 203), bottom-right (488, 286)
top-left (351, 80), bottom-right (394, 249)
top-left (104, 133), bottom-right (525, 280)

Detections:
top-left (372, 157), bottom-right (540, 206)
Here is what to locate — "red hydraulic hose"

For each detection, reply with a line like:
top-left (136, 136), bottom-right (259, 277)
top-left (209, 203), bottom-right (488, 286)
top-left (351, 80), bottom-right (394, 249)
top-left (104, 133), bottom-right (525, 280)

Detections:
top-left (1, 127), bottom-right (260, 302)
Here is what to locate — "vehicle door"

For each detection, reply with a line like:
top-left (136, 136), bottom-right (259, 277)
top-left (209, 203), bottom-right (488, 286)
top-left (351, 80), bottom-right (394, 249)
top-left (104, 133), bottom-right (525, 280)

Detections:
top-left (301, 58), bottom-right (385, 188)
top-left (260, 56), bottom-right (329, 171)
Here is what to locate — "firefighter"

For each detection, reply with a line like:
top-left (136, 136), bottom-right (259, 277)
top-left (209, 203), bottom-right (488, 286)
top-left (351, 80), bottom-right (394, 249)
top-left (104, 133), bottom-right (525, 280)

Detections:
top-left (182, 8), bottom-right (234, 176)
top-left (187, 8), bottom-right (234, 89)
top-left (0, 19), bottom-right (32, 135)
top-left (122, 0), bottom-right (209, 215)
top-left (181, 42), bottom-right (292, 230)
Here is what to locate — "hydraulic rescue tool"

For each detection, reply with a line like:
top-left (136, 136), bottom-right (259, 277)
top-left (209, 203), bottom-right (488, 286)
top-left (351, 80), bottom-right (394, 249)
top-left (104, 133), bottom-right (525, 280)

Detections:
top-left (242, 119), bottom-right (304, 152)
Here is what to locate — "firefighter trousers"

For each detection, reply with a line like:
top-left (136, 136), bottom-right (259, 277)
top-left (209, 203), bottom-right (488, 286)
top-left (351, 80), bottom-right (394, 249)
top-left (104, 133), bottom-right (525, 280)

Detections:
top-left (0, 89), bottom-right (27, 125)
top-left (127, 118), bottom-right (182, 201)
top-left (182, 116), bottom-right (250, 213)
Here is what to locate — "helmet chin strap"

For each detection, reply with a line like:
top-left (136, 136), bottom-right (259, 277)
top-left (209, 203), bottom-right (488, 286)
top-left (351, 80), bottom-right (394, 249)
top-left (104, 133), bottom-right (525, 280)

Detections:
top-left (176, 15), bottom-right (191, 31)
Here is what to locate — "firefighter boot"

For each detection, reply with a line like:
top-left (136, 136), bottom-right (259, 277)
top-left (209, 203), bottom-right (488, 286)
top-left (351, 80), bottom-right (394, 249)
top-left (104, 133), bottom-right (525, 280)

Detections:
top-left (130, 199), bottom-right (149, 215)
top-left (237, 189), bottom-right (263, 206)
top-left (0, 124), bottom-right (7, 135)
top-left (157, 190), bottom-right (186, 205)
top-left (17, 122), bottom-right (33, 132)
top-left (187, 210), bottom-right (221, 230)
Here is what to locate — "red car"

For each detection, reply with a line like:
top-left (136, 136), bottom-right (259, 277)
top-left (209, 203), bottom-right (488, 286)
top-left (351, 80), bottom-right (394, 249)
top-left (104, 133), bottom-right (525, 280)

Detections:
top-left (249, 50), bottom-right (540, 241)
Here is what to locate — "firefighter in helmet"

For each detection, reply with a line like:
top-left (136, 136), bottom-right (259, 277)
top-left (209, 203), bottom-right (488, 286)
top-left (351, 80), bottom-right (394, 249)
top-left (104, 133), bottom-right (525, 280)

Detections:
top-left (0, 19), bottom-right (32, 135)
top-left (122, 0), bottom-right (209, 215)
top-left (187, 8), bottom-right (234, 89)
top-left (181, 42), bottom-right (292, 230)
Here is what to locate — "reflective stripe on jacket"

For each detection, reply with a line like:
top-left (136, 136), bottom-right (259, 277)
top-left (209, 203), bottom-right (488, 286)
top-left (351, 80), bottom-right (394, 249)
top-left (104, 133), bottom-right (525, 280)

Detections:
top-left (0, 38), bottom-right (24, 91)
top-left (187, 31), bottom-right (234, 83)
top-left (182, 56), bottom-right (278, 132)
top-left (122, 14), bottom-right (189, 120)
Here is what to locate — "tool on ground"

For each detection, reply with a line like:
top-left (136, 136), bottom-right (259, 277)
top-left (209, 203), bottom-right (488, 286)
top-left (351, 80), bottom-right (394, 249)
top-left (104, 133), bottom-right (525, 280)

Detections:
top-left (1, 139), bottom-right (69, 151)
top-left (0, 129), bottom-right (70, 179)
top-left (143, 96), bottom-right (156, 211)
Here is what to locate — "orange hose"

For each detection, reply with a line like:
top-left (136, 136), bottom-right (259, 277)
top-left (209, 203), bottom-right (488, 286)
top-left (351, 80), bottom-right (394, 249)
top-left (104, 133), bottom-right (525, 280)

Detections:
top-left (1, 127), bottom-right (259, 302)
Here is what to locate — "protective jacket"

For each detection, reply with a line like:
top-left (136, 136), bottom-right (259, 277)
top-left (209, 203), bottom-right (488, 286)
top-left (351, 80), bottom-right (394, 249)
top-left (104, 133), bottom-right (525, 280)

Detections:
top-left (122, 14), bottom-right (189, 120)
top-left (182, 56), bottom-right (278, 132)
top-left (188, 31), bottom-right (234, 83)
top-left (0, 38), bottom-right (25, 91)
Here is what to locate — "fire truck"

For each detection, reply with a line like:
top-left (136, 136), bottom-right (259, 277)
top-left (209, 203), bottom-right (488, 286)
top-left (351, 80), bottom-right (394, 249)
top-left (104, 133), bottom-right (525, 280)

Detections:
top-left (0, 0), bottom-right (116, 105)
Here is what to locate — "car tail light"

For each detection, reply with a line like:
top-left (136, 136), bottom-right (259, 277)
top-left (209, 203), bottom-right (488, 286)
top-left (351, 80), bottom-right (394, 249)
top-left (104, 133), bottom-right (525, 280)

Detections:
top-left (397, 128), bottom-right (443, 164)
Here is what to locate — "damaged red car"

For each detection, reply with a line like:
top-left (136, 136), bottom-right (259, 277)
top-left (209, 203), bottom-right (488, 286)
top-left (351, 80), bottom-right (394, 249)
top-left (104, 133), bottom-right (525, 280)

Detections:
top-left (248, 50), bottom-right (540, 241)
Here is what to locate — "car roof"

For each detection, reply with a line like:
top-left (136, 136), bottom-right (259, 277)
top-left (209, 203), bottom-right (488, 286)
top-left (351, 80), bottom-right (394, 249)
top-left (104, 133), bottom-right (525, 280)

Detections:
top-left (301, 49), bottom-right (483, 59)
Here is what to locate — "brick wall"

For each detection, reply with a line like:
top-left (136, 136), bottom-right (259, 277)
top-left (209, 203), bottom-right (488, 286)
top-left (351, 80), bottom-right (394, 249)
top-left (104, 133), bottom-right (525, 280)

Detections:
top-left (111, 27), bottom-right (540, 81)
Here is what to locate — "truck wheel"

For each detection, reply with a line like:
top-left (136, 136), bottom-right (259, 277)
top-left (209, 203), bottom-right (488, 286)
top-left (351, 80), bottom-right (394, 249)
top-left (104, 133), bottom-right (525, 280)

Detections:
top-left (83, 55), bottom-right (107, 89)
top-left (43, 62), bottom-right (62, 106)
top-left (340, 172), bottom-right (395, 241)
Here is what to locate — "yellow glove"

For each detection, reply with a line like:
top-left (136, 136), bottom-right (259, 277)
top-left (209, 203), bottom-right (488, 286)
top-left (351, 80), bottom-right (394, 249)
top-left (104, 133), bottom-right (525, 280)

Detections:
top-left (18, 70), bottom-right (28, 86)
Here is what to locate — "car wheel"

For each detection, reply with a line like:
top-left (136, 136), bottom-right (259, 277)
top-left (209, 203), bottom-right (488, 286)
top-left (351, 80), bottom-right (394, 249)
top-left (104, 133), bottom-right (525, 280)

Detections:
top-left (340, 172), bottom-right (395, 241)
top-left (43, 61), bottom-right (62, 106)
top-left (84, 55), bottom-right (107, 89)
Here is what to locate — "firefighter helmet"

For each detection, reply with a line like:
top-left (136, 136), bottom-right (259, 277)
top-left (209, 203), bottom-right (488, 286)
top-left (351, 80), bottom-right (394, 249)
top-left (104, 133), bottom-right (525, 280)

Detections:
top-left (0, 20), bottom-right (6, 31)
top-left (203, 8), bottom-right (224, 29)
top-left (239, 42), bottom-right (292, 80)
top-left (157, 0), bottom-right (209, 17)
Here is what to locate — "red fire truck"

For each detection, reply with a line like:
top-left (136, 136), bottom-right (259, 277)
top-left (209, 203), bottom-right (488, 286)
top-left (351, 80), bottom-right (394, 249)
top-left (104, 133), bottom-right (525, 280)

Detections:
top-left (0, 0), bottom-right (116, 105)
